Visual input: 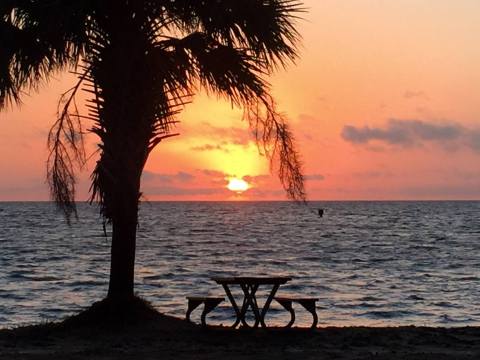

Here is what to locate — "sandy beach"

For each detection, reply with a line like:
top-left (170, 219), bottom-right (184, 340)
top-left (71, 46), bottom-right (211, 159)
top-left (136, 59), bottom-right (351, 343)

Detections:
top-left (1, 299), bottom-right (479, 360)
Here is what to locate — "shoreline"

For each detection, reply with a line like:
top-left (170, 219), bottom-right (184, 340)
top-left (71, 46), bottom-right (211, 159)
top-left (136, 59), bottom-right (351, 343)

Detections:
top-left (2, 316), bottom-right (479, 359)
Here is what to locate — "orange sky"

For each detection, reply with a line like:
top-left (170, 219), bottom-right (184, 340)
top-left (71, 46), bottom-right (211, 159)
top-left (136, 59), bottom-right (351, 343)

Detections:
top-left (1, 0), bottom-right (480, 201)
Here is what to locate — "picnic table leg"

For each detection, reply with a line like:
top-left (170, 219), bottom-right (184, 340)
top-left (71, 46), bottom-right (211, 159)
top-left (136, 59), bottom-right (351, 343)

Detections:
top-left (200, 298), bottom-right (224, 327)
top-left (245, 284), bottom-right (261, 328)
top-left (238, 290), bottom-right (250, 328)
top-left (298, 299), bottom-right (318, 329)
top-left (186, 298), bottom-right (203, 323)
top-left (236, 285), bottom-right (249, 328)
top-left (259, 284), bottom-right (280, 328)
top-left (237, 284), bottom-right (250, 327)
top-left (238, 284), bottom-right (261, 328)
top-left (275, 299), bottom-right (295, 328)
top-left (228, 283), bottom-right (260, 328)
top-left (221, 284), bottom-right (242, 328)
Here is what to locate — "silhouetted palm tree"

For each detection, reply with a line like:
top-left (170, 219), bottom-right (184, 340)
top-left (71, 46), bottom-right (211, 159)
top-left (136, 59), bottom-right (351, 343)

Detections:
top-left (1, 1), bottom-right (305, 301)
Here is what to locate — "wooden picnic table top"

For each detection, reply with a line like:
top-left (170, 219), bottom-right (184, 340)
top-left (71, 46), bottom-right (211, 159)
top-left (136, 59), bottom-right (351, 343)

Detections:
top-left (211, 276), bottom-right (292, 285)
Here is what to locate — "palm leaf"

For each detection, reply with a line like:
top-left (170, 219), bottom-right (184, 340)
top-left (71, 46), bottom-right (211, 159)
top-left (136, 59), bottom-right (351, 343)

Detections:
top-left (161, 0), bottom-right (304, 68)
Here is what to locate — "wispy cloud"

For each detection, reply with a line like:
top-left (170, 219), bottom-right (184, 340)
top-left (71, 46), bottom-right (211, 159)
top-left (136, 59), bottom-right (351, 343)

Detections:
top-left (142, 171), bottom-right (195, 183)
top-left (199, 169), bottom-right (226, 178)
top-left (246, 188), bottom-right (286, 199)
top-left (352, 170), bottom-right (393, 179)
top-left (191, 141), bottom-right (230, 153)
top-left (144, 186), bottom-right (226, 196)
top-left (188, 123), bottom-right (254, 152)
top-left (243, 174), bottom-right (270, 184)
top-left (305, 174), bottom-right (325, 181)
top-left (196, 169), bottom-right (230, 185)
top-left (404, 90), bottom-right (429, 100)
top-left (298, 114), bottom-right (323, 141)
top-left (198, 122), bottom-right (252, 146)
top-left (342, 119), bottom-right (480, 151)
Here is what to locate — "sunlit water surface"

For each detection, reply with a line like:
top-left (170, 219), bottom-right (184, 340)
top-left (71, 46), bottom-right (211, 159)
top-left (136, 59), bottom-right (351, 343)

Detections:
top-left (1, 201), bottom-right (479, 329)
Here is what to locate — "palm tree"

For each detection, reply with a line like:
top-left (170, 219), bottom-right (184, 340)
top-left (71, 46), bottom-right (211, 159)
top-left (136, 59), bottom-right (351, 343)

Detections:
top-left (1, 1), bottom-right (305, 302)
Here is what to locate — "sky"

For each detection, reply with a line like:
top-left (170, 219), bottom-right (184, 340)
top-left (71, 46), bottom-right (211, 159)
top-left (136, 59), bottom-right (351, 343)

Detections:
top-left (1, 0), bottom-right (479, 201)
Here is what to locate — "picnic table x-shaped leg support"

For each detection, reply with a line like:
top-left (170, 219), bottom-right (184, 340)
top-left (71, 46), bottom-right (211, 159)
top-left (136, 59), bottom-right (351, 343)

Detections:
top-left (221, 283), bottom-right (264, 328)
top-left (220, 284), bottom-right (245, 328)
top-left (239, 284), bottom-right (261, 328)
top-left (259, 283), bottom-right (280, 327)
top-left (221, 283), bottom-right (282, 328)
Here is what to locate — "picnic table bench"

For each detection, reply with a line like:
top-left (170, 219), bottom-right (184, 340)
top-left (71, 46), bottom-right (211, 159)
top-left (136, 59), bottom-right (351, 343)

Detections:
top-left (186, 296), bottom-right (224, 326)
top-left (186, 276), bottom-right (318, 328)
top-left (275, 296), bottom-right (319, 328)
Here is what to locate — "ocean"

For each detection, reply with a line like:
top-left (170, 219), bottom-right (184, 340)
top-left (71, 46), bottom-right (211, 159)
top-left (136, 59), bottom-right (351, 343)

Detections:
top-left (1, 201), bottom-right (479, 329)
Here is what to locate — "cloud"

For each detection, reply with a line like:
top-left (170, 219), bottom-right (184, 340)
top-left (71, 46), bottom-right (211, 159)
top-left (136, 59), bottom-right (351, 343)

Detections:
top-left (352, 170), bottom-right (393, 179)
top-left (197, 171), bottom-right (273, 187)
top-left (243, 174), bottom-right (270, 184)
top-left (143, 186), bottom-right (224, 196)
top-left (386, 185), bottom-right (480, 199)
top-left (188, 123), bottom-right (255, 152)
top-left (342, 119), bottom-right (479, 151)
top-left (470, 130), bottom-right (480, 151)
top-left (0, 184), bottom-right (48, 198)
top-left (404, 90), bottom-right (429, 100)
top-left (297, 114), bottom-right (323, 141)
top-left (142, 171), bottom-right (195, 183)
top-left (298, 114), bottom-right (317, 123)
top-left (342, 121), bottom-right (412, 145)
top-left (305, 174), bottom-right (325, 181)
top-left (196, 169), bottom-right (231, 185)
top-left (199, 122), bottom-right (252, 146)
top-left (191, 142), bottom-right (230, 153)
top-left (197, 170), bottom-right (270, 186)
top-left (246, 188), bottom-right (286, 199)
top-left (199, 169), bottom-right (227, 178)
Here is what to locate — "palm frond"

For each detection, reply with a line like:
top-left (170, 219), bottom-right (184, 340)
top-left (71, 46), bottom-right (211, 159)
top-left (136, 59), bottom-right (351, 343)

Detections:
top-left (160, 32), bottom-right (266, 104)
top-left (160, 30), bottom-right (306, 201)
top-left (0, 1), bottom-right (90, 109)
top-left (162, 0), bottom-right (305, 69)
top-left (47, 75), bottom-right (87, 223)
top-left (0, 2), bottom-right (94, 218)
top-left (245, 97), bottom-right (305, 201)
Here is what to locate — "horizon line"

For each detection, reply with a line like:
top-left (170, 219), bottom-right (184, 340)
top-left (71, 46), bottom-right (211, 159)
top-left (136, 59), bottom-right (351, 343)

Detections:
top-left (1, 199), bottom-right (480, 203)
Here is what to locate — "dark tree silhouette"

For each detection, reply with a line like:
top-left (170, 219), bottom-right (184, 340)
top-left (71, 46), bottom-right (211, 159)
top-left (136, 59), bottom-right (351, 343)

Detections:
top-left (1, 1), bottom-right (305, 301)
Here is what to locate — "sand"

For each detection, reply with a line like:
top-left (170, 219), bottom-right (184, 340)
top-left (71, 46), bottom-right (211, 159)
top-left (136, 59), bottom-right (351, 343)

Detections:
top-left (1, 298), bottom-right (479, 359)
top-left (2, 321), bottom-right (480, 359)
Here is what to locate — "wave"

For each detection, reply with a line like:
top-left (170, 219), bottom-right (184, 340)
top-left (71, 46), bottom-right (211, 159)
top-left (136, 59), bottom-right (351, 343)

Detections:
top-left (1, 201), bottom-right (480, 328)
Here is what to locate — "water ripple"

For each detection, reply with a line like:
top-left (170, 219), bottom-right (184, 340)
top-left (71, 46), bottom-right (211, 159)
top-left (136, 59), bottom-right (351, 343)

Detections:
top-left (1, 201), bottom-right (480, 328)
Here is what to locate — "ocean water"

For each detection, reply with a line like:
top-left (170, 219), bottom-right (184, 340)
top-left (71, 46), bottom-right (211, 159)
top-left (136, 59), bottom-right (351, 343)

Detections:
top-left (1, 201), bottom-right (480, 329)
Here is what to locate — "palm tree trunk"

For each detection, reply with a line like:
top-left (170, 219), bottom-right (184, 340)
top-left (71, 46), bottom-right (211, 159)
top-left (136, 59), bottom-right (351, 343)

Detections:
top-left (93, 8), bottom-right (157, 301)
top-left (107, 177), bottom-right (139, 299)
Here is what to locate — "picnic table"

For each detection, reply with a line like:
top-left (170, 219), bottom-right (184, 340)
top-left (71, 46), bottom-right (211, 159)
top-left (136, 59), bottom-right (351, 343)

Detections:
top-left (212, 276), bottom-right (291, 328)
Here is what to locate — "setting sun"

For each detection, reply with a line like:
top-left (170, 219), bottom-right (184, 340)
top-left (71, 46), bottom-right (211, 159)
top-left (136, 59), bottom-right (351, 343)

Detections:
top-left (227, 178), bottom-right (250, 193)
